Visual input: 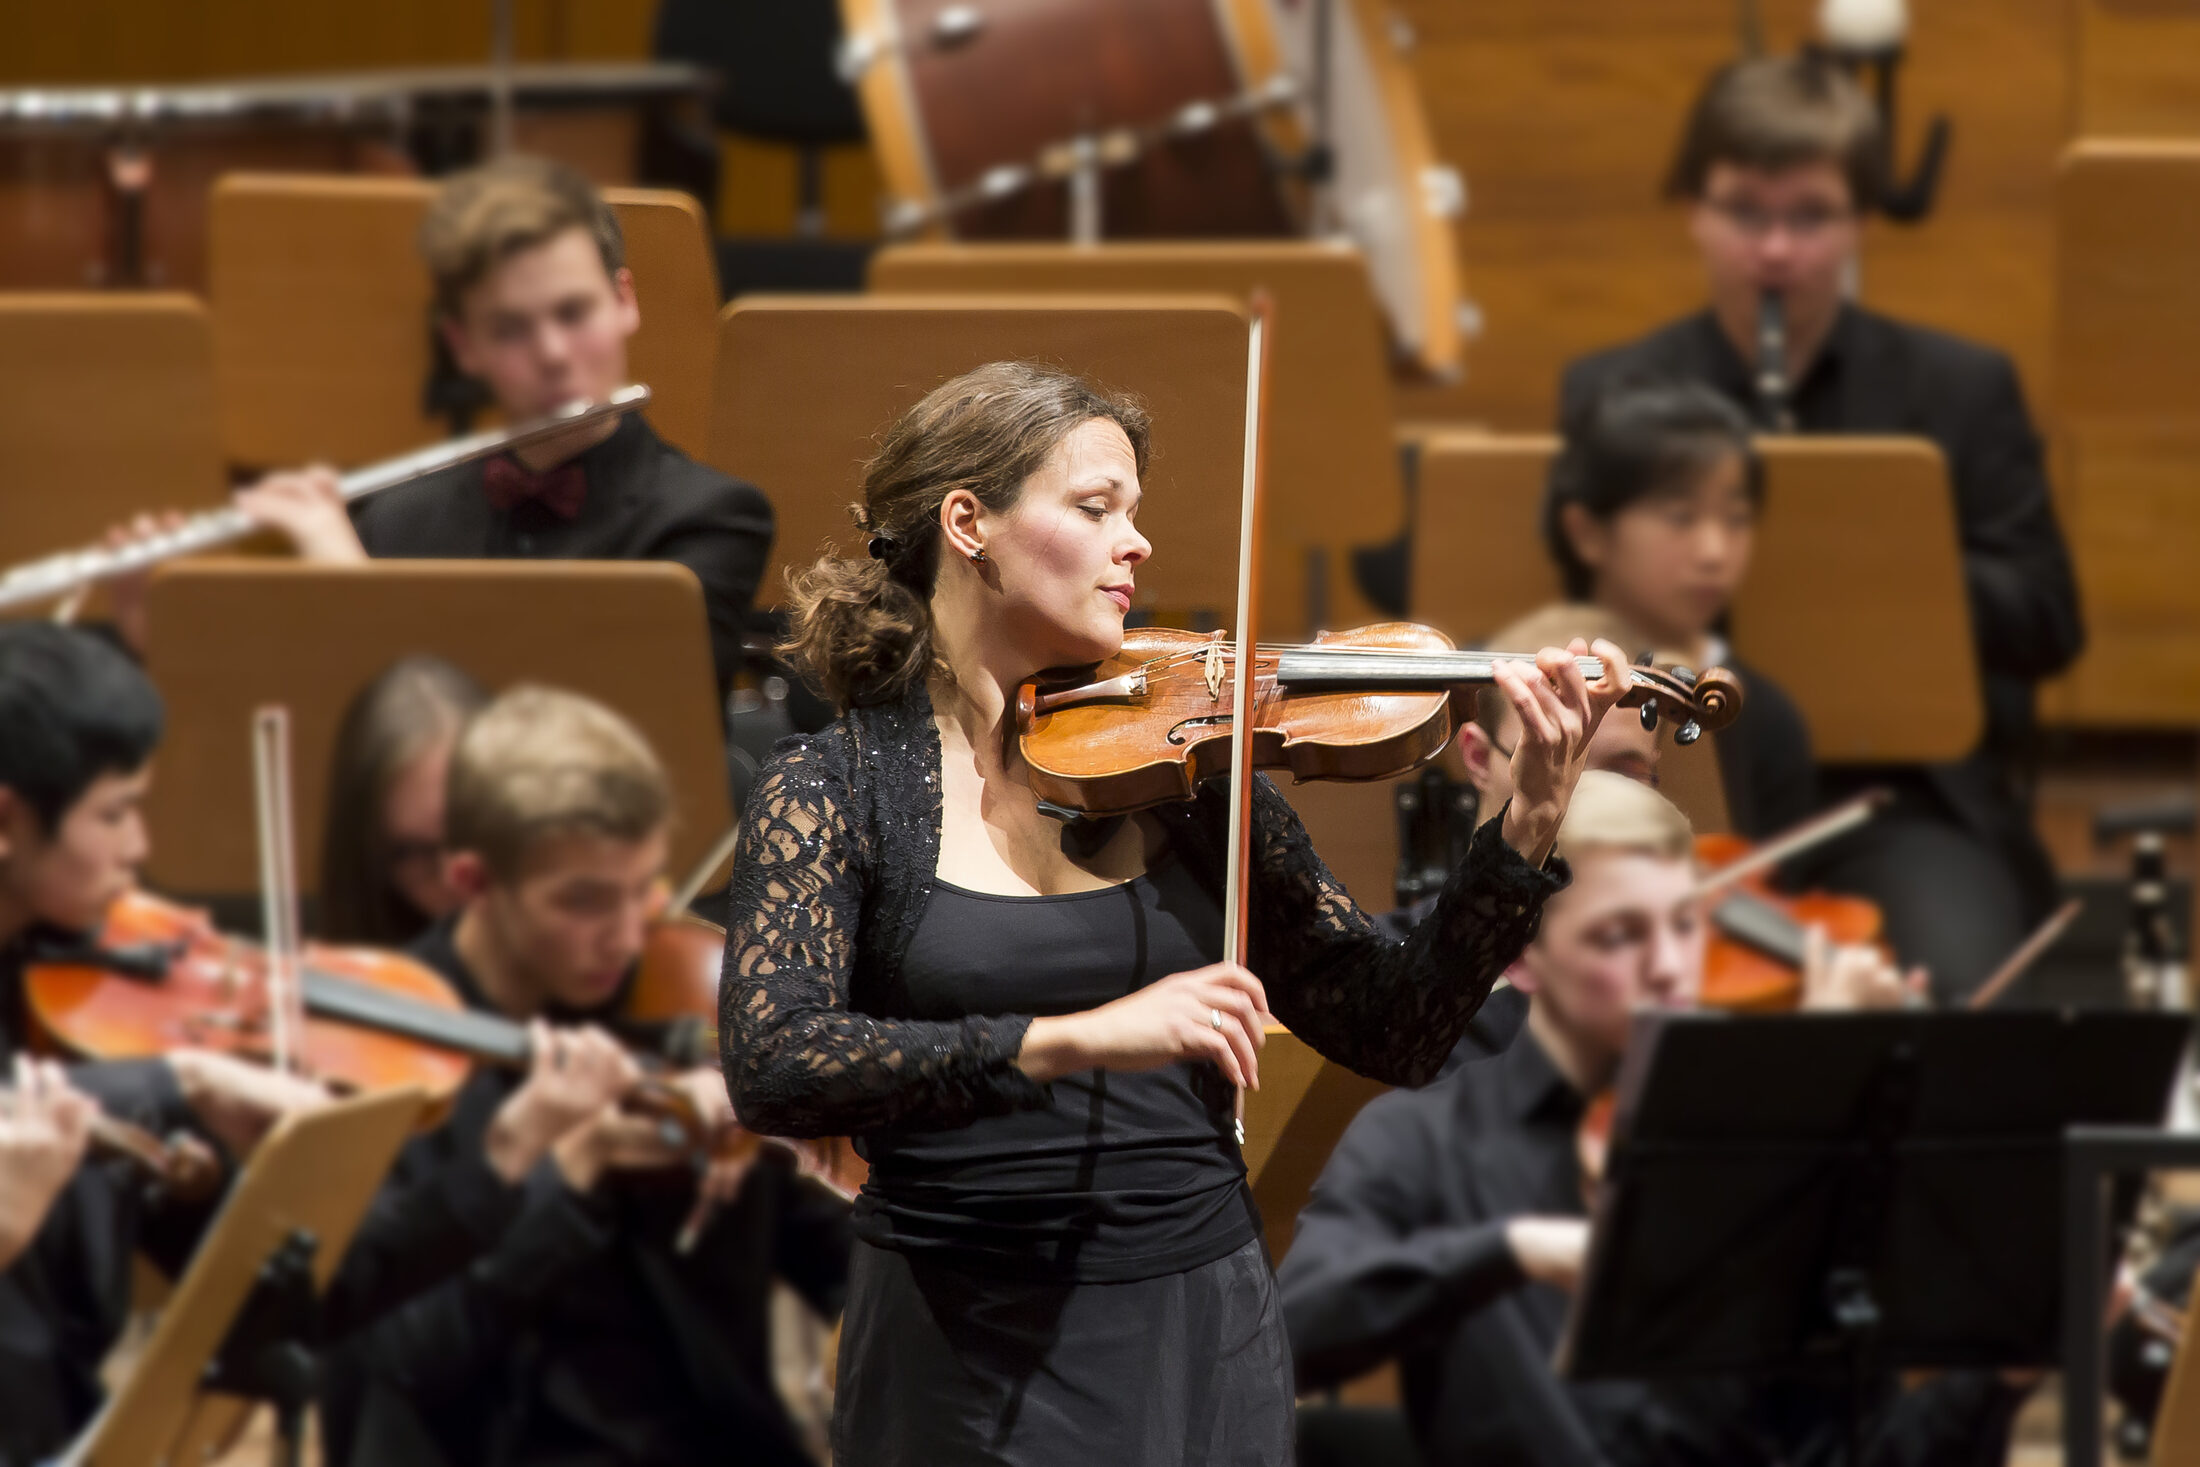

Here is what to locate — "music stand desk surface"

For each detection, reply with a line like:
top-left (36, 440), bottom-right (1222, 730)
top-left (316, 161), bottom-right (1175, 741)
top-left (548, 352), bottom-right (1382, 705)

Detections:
top-left (1561, 1009), bottom-right (2187, 1390)
top-left (1410, 433), bottom-right (1981, 764)
top-left (140, 559), bottom-right (729, 897)
top-left (64, 1086), bottom-right (427, 1467)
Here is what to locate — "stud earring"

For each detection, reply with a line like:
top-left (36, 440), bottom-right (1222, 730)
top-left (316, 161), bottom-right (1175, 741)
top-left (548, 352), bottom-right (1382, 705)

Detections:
top-left (969, 547), bottom-right (988, 564)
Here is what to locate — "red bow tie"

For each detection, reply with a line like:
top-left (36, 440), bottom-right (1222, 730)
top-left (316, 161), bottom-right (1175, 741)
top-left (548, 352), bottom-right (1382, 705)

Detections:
top-left (482, 455), bottom-right (587, 521)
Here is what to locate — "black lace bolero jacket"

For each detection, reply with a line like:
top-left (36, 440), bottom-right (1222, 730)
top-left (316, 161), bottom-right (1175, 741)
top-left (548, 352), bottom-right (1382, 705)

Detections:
top-left (716, 680), bottom-right (1569, 1139)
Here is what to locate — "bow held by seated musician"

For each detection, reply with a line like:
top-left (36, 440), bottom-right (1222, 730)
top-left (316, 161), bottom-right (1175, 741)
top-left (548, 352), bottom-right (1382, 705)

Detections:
top-left (715, 360), bottom-right (1632, 1465)
top-left (314, 682), bottom-right (850, 1467)
top-left (105, 157), bottom-right (773, 698)
top-left (1279, 772), bottom-right (2009, 1467)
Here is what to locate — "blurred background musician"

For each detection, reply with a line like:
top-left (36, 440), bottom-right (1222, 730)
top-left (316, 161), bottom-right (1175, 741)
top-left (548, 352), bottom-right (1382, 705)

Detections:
top-left (318, 654), bottom-right (490, 948)
top-left (112, 158), bottom-right (773, 701)
top-left (0, 624), bottom-right (328, 1462)
top-left (1542, 379), bottom-right (1814, 846)
top-left (1279, 772), bottom-right (2017, 1467)
top-left (318, 685), bottom-right (847, 1467)
top-left (1558, 54), bottom-right (2083, 1002)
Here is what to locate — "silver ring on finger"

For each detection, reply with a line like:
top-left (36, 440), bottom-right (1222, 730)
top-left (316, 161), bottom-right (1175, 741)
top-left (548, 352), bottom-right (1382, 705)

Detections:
top-left (1211, 1008), bottom-right (1225, 1033)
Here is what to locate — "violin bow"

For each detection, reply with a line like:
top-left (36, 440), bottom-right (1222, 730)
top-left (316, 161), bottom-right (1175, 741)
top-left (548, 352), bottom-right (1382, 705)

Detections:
top-left (1222, 293), bottom-right (1276, 1147)
top-left (251, 705), bottom-right (308, 1076)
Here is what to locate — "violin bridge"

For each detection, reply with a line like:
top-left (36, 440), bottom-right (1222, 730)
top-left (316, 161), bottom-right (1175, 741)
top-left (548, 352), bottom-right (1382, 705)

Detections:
top-left (1204, 638), bottom-right (1225, 702)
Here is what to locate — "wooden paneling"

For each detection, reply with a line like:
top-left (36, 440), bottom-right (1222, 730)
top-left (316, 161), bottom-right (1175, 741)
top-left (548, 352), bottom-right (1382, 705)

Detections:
top-left (140, 560), bottom-right (727, 897)
top-left (870, 241), bottom-right (1404, 639)
top-left (209, 174), bottom-right (717, 469)
top-left (0, 0), bottom-right (655, 82)
top-left (1389, 0), bottom-right (2070, 432)
top-left (710, 294), bottom-right (1249, 617)
top-left (1410, 432), bottom-right (1981, 763)
top-left (2074, 0), bottom-right (2200, 137)
top-left (0, 293), bottom-right (224, 576)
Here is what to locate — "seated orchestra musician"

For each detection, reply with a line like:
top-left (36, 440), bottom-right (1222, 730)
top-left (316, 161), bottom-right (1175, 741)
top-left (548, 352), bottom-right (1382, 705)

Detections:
top-left (1544, 379), bottom-right (1817, 844)
top-left (315, 684), bottom-right (849, 1467)
top-left (317, 654), bottom-right (489, 947)
top-left (714, 361), bottom-right (1628, 1462)
top-left (1560, 53), bottom-right (2083, 1000)
top-left (1279, 771), bottom-right (2027, 1467)
top-left (0, 624), bottom-right (328, 1463)
top-left (113, 156), bottom-right (773, 700)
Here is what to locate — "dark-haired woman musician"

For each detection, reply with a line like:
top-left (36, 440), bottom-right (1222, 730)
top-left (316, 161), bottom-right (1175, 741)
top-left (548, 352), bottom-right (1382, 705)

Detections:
top-left (717, 361), bottom-right (1628, 1463)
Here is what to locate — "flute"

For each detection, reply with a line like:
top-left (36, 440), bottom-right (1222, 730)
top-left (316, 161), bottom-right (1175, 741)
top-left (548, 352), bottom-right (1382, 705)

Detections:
top-left (0, 384), bottom-right (652, 615)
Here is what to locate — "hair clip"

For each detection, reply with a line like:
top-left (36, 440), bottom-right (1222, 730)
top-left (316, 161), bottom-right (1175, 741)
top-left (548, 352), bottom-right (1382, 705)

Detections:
top-left (867, 534), bottom-right (898, 561)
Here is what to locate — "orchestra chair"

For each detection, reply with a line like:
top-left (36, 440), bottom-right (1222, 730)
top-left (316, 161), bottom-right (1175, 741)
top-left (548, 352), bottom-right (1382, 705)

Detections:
top-left (1409, 433), bottom-right (1981, 765)
top-left (137, 560), bottom-right (729, 902)
top-left (709, 293), bottom-right (1251, 620)
top-left (0, 293), bottom-right (225, 583)
top-left (2051, 140), bottom-right (2200, 725)
top-left (867, 241), bottom-right (1406, 641)
top-left (207, 174), bottom-right (719, 471)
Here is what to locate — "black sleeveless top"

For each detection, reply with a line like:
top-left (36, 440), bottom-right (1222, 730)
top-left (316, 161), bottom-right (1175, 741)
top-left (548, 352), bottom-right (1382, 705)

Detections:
top-left (851, 855), bottom-right (1259, 1282)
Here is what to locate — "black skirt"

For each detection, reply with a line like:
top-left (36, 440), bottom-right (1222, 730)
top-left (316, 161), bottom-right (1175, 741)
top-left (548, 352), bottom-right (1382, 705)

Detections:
top-left (833, 1238), bottom-right (1295, 1466)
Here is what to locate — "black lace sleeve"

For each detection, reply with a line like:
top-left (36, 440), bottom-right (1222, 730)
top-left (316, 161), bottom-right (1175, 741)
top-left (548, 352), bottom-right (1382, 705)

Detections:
top-left (1246, 779), bottom-right (1566, 1088)
top-left (718, 738), bottom-right (1048, 1139)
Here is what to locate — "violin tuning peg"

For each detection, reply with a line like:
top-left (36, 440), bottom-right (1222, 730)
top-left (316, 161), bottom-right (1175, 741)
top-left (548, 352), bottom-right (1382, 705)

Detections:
top-left (1675, 720), bottom-right (1703, 746)
top-left (1633, 649), bottom-right (1655, 667)
top-left (1638, 699), bottom-right (1659, 733)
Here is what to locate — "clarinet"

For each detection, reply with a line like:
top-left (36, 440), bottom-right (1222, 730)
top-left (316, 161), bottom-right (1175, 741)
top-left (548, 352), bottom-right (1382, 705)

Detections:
top-left (1752, 288), bottom-right (1796, 432)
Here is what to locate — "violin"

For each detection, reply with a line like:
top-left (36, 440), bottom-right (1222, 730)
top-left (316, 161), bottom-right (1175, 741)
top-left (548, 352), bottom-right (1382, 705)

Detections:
top-left (1015, 623), bottom-right (1742, 817)
top-left (1692, 794), bottom-right (1890, 1013)
top-left (0, 1082), bottom-right (223, 1203)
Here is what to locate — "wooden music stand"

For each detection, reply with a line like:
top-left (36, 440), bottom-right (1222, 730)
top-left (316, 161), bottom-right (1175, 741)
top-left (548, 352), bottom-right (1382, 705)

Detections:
top-left (709, 294), bottom-right (1251, 620)
top-left (0, 294), bottom-right (225, 580)
top-left (62, 1086), bottom-right (427, 1467)
top-left (868, 241), bottom-right (1407, 638)
top-left (208, 174), bottom-right (719, 469)
top-left (138, 560), bottom-right (731, 900)
top-left (1410, 432), bottom-right (1983, 764)
top-left (2052, 140), bottom-right (2200, 725)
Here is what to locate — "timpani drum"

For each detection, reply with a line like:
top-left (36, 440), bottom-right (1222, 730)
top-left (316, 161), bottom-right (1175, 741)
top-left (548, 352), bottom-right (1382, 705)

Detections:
top-left (839, 0), bottom-right (1466, 375)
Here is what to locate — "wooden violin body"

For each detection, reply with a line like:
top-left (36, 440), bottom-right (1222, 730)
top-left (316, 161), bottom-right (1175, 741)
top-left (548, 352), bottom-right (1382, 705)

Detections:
top-left (1695, 834), bottom-right (1887, 1013)
top-left (26, 890), bottom-right (475, 1097)
top-left (1016, 624), bottom-right (1742, 817)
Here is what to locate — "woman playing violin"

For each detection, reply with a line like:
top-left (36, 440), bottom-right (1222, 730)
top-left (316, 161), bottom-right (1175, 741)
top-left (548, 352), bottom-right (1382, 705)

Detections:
top-left (718, 361), bottom-right (1630, 1464)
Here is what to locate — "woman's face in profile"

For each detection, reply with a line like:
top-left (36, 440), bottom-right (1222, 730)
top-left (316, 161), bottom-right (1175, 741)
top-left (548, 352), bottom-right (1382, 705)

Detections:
top-left (981, 418), bottom-right (1152, 670)
top-left (383, 735), bottom-right (462, 924)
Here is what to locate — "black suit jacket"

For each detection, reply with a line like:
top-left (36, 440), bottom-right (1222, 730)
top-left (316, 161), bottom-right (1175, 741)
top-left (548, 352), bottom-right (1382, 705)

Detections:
top-left (1560, 306), bottom-right (2083, 848)
top-left (350, 415), bottom-right (773, 697)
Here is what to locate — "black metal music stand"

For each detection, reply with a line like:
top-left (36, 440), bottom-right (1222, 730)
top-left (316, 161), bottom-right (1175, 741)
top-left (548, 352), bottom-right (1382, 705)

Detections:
top-left (1555, 1009), bottom-right (2188, 1464)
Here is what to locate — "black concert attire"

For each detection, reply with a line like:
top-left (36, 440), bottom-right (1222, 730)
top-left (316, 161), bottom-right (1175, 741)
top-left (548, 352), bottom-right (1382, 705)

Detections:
top-left (1278, 1025), bottom-right (2031, 1467)
top-left (0, 940), bottom-right (216, 1467)
top-left (717, 679), bottom-right (1568, 1464)
top-left (1701, 647), bottom-right (1816, 847)
top-left (1562, 305), bottom-right (2085, 998)
top-left (317, 916), bottom-right (851, 1467)
top-left (348, 413), bottom-right (773, 697)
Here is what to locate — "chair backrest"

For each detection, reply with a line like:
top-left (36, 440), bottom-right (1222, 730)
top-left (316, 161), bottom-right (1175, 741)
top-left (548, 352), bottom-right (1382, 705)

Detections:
top-left (1410, 432), bottom-right (1981, 763)
top-left (209, 174), bottom-right (718, 470)
top-left (140, 560), bottom-right (729, 898)
top-left (2052, 140), bottom-right (2200, 724)
top-left (709, 293), bottom-right (1251, 619)
top-left (0, 293), bottom-right (225, 585)
top-left (868, 241), bottom-right (1405, 640)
